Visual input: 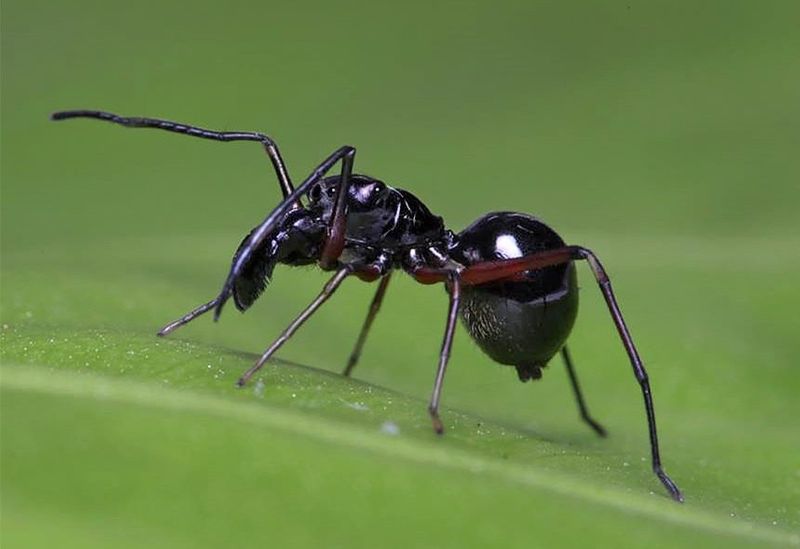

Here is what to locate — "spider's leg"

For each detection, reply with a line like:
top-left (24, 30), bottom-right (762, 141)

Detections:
top-left (427, 273), bottom-right (461, 434)
top-left (319, 147), bottom-right (356, 269)
top-left (236, 266), bottom-right (353, 387)
top-left (51, 109), bottom-right (294, 197)
top-left (212, 146), bottom-right (356, 320)
top-left (157, 298), bottom-right (218, 337)
top-left (574, 246), bottom-right (683, 502)
top-left (344, 273), bottom-right (393, 377)
top-left (411, 246), bottom-right (682, 502)
top-left (561, 345), bottom-right (607, 437)
top-left (52, 111), bottom-right (360, 321)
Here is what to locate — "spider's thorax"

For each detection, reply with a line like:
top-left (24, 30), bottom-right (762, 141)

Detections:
top-left (307, 174), bottom-right (452, 270)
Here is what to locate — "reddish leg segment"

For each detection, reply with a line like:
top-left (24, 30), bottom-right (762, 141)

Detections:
top-left (319, 148), bottom-right (356, 269)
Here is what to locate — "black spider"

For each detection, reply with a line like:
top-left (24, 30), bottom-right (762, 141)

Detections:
top-left (51, 110), bottom-right (683, 502)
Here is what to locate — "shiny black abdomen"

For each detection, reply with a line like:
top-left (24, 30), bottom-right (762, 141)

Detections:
top-left (449, 212), bottom-right (579, 372)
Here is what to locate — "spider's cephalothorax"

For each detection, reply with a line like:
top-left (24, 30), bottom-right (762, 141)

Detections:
top-left (307, 175), bottom-right (447, 248)
top-left (51, 109), bottom-right (683, 503)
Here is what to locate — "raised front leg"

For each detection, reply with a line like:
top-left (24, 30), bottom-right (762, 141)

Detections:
top-left (51, 110), bottom-right (295, 197)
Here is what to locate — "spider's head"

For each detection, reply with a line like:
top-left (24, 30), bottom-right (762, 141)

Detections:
top-left (306, 175), bottom-right (389, 216)
top-left (230, 208), bottom-right (325, 311)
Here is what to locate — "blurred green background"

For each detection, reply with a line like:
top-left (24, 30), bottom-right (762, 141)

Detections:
top-left (2, 1), bottom-right (799, 547)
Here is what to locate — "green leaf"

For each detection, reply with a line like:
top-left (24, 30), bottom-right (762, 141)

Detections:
top-left (2, 234), bottom-right (798, 548)
top-left (3, 1), bottom-right (800, 546)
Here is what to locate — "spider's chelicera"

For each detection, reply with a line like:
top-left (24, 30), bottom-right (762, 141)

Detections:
top-left (51, 110), bottom-right (683, 502)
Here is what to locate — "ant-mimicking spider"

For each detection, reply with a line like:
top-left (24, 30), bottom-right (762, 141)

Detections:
top-left (51, 109), bottom-right (683, 502)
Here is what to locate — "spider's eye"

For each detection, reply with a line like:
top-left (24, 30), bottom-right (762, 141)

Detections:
top-left (375, 188), bottom-right (389, 207)
top-left (309, 184), bottom-right (322, 201)
top-left (367, 181), bottom-right (387, 205)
